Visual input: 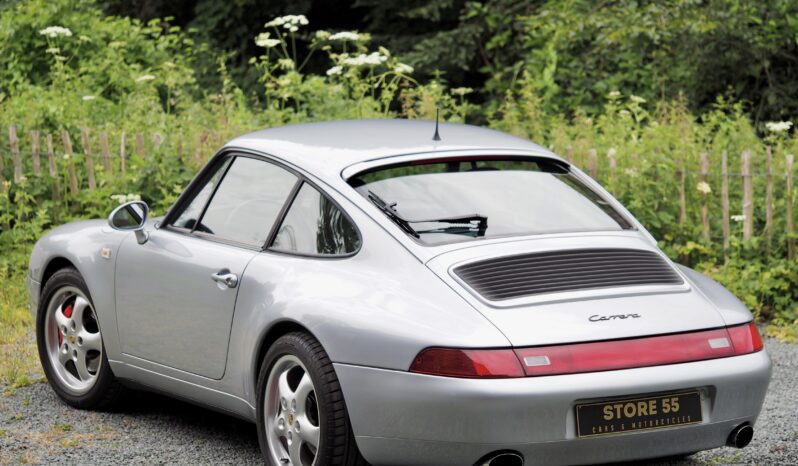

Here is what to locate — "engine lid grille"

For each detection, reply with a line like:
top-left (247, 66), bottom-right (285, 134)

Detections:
top-left (453, 248), bottom-right (684, 301)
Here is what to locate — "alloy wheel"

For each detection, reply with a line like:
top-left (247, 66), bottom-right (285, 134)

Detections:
top-left (44, 286), bottom-right (103, 394)
top-left (264, 355), bottom-right (321, 466)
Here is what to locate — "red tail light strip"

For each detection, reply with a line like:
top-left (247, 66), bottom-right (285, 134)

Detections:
top-left (409, 322), bottom-right (763, 379)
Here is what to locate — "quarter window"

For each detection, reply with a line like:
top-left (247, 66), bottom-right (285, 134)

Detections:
top-left (272, 183), bottom-right (360, 255)
top-left (194, 157), bottom-right (298, 246)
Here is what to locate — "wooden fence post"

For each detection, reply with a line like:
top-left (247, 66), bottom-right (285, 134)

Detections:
top-left (135, 132), bottom-right (145, 158)
top-left (99, 131), bottom-right (112, 173)
top-left (678, 157), bottom-right (687, 225)
top-left (787, 154), bottom-right (795, 261)
top-left (587, 148), bottom-right (598, 178)
top-left (80, 128), bottom-right (96, 189)
top-left (741, 150), bottom-right (753, 241)
top-left (61, 130), bottom-right (79, 198)
top-left (764, 146), bottom-right (774, 250)
top-left (120, 131), bottom-right (127, 175)
top-left (31, 130), bottom-right (41, 176)
top-left (9, 125), bottom-right (23, 183)
top-left (721, 151), bottom-right (730, 256)
top-left (700, 152), bottom-right (710, 241)
top-left (46, 133), bottom-right (61, 202)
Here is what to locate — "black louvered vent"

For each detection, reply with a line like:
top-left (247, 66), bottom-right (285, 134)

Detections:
top-left (454, 248), bottom-right (683, 301)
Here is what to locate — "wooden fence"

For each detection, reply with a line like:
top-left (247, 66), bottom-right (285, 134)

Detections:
top-left (0, 124), bottom-right (795, 260)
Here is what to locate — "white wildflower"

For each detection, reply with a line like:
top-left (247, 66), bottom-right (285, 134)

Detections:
top-left (265, 15), bottom-right (308, 29)
top-left (731, 214), bottom-right (745, 223)
top-left (63, 154), bottom-right (71, 161)
top-left (329, 31), bottom-right (361, 41)
top-left (629, 95), bottom-right (646, 104)
top-left (45, 47), bottom-right (60, 54)
top-left (607, 148), bottom-right (617, 157)
top-left (277, 58), bottom-right (295, 70)
top-left (255, 32), bottom-right (281, 48)
top-left (696, 181), bottom-right (712, 195)
top-left (342, 52), bottom-right (387, 66)
top-left (326, 65), bottom-right (343, 76)
top-left (624, 168), bottom-right (638, 177)
top-left (135, 74), bottom-right (155, 83)
top-left (39, 26), bottom-right (73, 38)
top-left (315, 30), bottom-right (331, 40)
top-left (765, 121), bottom-right (792, 133)
top-left (619, 109), bottom-right (631, 117)
top-left (378, 46), bottom-right (391, 57)
top-left (82, 95), bottom-right (95, 101)
top-left (607, 90), bottom-right (621, 99)
top-left (450, 87), bottom-right (474, 96)
top-left (394, 63), bottom-right (413, 74)
top-left (126, 193), bottom-right (141, 202)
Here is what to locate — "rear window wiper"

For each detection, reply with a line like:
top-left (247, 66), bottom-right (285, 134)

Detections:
top-left (367, 191), bottom-right (488, 238)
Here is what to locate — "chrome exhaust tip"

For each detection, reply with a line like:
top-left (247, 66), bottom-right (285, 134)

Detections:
top-left (727, 423), bottom-right (754, 448)
top-left (477, 451), bottom-right (524, 466)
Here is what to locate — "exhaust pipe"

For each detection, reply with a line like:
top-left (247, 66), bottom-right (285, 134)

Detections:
top-left (477, 451), bottom-right (524, 466)
top-left (727, 423), bottom-right (754, 448)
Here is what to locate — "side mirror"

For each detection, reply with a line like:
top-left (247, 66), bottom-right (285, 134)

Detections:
top-left (108, 201), bottom-right (150, 244)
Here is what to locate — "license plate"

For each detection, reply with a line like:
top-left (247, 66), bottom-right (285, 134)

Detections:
top-left (575, 391), bottom-right (702, 437)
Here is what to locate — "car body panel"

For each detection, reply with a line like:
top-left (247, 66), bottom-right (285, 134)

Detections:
top-left (115, 228), bottom-right (258, 379)
top-left (337, 350), bottom-right (771, 465)
top-left (28, 120), bottom-right (771, 465)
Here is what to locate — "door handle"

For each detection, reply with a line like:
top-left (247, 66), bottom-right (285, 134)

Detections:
top-left (211, 269), bottom-right (238, 289)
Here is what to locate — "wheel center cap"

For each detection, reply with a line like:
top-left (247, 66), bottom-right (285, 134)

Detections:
top-left (68, 335), bottom-right (76, 345)
top-left (287, 412), bottom-right (294, 425)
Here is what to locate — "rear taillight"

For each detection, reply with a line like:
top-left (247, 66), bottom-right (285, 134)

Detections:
top-left (409, 348), bottom-right (524, 378)
top-left (410, 322), bottom-right (763, 378)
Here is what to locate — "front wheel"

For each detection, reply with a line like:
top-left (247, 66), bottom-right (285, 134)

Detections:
top-left (36, 267), bottom-right (126, 409)
top-left (256, 332), bottom-right (367, 466)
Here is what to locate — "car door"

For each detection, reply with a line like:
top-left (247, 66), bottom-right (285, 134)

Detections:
top-left (115, 154), bottom-right (299, 379)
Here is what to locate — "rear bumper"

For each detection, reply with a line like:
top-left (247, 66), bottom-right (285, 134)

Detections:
top-left (334, 350), bottom-right (771, 466)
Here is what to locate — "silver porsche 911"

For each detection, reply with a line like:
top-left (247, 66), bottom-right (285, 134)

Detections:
top-left (28, 120), bottom-right (770, 466)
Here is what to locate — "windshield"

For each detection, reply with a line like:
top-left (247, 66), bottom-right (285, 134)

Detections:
top-left (348, 157), bottom-right (633, 245)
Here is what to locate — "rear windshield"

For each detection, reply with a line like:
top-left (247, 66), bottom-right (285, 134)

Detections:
top-left (347, 157), bottom-right (632, 245)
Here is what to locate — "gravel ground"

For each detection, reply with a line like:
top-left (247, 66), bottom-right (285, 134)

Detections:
top-left (1, 339), bottom-right (795, 465)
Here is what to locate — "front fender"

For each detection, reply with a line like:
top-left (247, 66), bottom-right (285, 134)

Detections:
top-left (28, 219), bottom-right (136, 359)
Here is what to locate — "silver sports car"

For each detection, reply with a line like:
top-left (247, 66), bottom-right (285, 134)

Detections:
top-left (28, 120), bottom-right (771, 466)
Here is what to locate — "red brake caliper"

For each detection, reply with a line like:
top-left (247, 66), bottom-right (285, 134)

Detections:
top-left (59, 304), bottom-right (73, 346)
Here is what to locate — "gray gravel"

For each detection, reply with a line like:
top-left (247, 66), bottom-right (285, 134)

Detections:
top-left (1, 339), bottom-right (796, 465)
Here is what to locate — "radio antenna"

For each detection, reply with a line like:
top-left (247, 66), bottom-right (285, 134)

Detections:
top-left (432, 107), bottom-right (441, 141)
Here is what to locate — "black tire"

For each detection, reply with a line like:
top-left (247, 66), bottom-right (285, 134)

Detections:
top-left (36, 267), bottom-right (126, 410)
top-left (256, 332), bottom-right (368, 466)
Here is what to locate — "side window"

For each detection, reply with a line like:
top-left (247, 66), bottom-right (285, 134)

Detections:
top-left (197, 157), bottom-right (298, 246)
top-left (272, 183), bottom-right (360, 255)
top-left (172, 157), bottom-right (231, 230)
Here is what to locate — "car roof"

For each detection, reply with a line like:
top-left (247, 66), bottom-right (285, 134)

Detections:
top-left (224, 119), bottom-right (561, 178)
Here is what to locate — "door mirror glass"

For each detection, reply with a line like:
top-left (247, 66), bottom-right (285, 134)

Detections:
top-left (109, 201), bottom-right (150, 244)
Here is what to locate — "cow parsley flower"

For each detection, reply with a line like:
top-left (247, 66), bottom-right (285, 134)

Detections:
top-left (265, 15), bottom-right (308, 29)
top-left (82, 95), bottom-right (95, 101)
top-left (607, 90), bottom-right (621, 99)
top-left (326, 65), bottom-right (343, 76)
top-left (39, 26), bottom-right (73, 38)
top-left (342, 52), bottom-right (387, 66)
top-left (255, 32), bottom-right (281, 49)
top-left (629, 95), bottom-right (646, 104)
top-left (394, 63), bottom-right (413, 74)
top-left (135, 74), bottom-right (155, 83)
top-left (450, 87), bottom-right (474, 96)
top-left (315, 30), bottom-right (331, 40)
top-left (731, 214), bottom-right (745, 223)
top-left (765, 121), bottom-right (793, 133)
top-left (329, 31), bottom-right (361, 41)
top-left (696, 181), bottom-right (712, 194)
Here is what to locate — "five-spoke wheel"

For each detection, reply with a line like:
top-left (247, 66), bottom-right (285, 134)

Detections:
top-left (44, 286), bottom-right (103, 393)
top-left (37, 267), bottom-right (125, 409)
top-left (265, 355), bottom-right (321, 466)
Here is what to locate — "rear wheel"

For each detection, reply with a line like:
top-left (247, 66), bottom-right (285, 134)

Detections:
top-left (36, 267), bottom-right (126, 409)
top-left (257, 332), bottom-right (368, 466)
